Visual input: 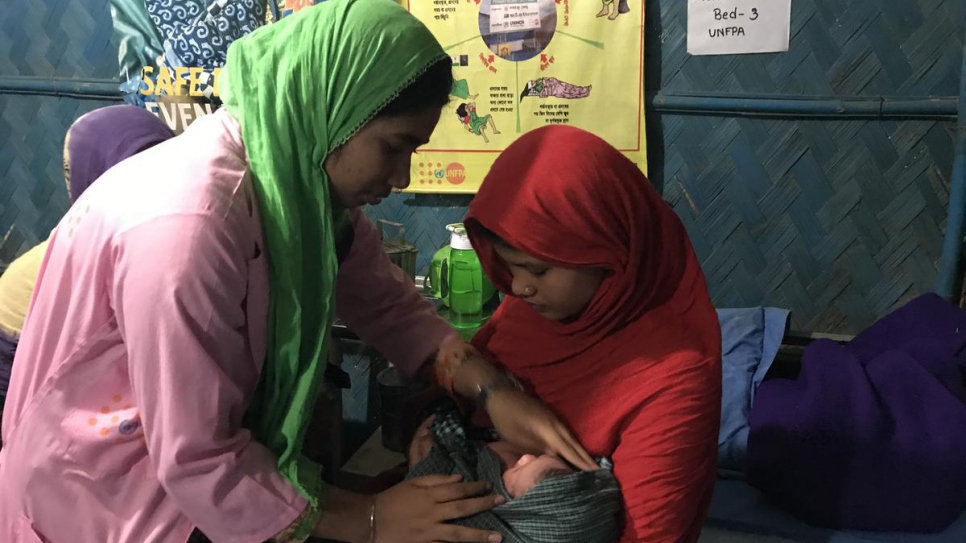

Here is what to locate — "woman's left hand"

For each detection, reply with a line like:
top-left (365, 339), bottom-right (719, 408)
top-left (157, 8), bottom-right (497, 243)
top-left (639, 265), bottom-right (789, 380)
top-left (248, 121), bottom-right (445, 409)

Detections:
top-left (485, 387), bottom-right (598, 471)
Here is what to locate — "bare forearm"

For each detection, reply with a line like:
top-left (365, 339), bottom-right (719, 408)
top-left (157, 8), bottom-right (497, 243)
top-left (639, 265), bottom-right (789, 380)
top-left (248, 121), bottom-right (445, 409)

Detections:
top-left (432, 339), bottom-right (508, 402)
top-left (311, 483), bottom-right (372, 543)
top-left (452, 351), bottom-right (505, 400)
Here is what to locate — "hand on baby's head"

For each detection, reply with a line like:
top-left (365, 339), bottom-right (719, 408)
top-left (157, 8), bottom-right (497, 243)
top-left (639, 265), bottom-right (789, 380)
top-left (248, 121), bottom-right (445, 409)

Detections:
top-left (503, 453), bottom-right (574, 498)
top-left (487, 441), bottom-right (574, 498)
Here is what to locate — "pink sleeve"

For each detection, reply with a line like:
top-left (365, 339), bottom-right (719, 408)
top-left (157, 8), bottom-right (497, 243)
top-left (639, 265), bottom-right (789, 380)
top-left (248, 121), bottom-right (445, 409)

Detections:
top-left (336, 210), bottom-right (457, 376)
top-left (112, 214), bottom-right (305, 543)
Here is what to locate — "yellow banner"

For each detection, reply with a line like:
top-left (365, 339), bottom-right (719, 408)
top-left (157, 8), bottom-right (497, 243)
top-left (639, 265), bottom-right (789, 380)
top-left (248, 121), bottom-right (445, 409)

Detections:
top-left (404, 0), bottom-right (646, 193)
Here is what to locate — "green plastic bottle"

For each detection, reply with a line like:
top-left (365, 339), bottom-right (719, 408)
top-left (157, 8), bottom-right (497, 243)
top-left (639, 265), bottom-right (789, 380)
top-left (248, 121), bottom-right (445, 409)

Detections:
top-left (427, 224), bottom-right (496, 331)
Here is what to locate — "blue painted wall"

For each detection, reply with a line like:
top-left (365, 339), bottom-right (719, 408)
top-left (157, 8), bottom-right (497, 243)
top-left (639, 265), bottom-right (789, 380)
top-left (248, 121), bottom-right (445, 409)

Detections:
top-left (1, 0), bottom-right (963, 461)
top-left (0, 1), bottom-right (963, 332)
top-left (0, 0), bottom-right (118, 264)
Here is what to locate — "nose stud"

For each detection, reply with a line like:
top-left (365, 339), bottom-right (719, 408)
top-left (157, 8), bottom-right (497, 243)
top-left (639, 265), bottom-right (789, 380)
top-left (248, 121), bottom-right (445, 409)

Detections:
top-left (523, 286), bottom-right (536, 296)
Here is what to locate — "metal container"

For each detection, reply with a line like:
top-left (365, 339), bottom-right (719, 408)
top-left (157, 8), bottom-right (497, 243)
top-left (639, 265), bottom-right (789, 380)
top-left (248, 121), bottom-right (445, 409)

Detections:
top-left (379, 220), bottom-right (417, 283)
top-left (376, 365), bottom-right (430, 453)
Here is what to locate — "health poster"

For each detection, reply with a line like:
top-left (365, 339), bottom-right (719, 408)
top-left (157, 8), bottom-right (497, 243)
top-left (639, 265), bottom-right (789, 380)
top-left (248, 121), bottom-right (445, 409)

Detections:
top-left (404, 0), bottom-right (646, 194)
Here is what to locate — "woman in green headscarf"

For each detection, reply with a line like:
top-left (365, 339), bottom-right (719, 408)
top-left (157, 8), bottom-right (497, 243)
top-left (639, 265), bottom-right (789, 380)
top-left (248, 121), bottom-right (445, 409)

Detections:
top-left (0, 1), bottom-right (595, 542)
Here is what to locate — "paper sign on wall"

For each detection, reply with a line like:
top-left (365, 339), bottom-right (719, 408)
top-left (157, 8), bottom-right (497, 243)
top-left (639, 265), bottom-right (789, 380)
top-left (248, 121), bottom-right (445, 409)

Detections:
top-left (687, 0), bottom-right (791, 56)
top-left (490, 0), bottom-right (541, 34)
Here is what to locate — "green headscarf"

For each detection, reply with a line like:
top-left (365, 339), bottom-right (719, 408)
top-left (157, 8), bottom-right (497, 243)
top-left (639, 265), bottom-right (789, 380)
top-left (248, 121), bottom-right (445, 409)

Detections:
top-left (220, 0), bottom-right (447, 507)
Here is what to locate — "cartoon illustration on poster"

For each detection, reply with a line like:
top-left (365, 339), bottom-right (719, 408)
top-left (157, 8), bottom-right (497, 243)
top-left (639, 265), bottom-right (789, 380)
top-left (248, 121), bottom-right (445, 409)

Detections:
top-left (597, 0), bottom-right (630, 21)
top-left (520, 77), bottom-right (591, 100)
top-left (109, 0), bottom-right (645, 191)
top-left (404, 0), bottom-right (646, 193)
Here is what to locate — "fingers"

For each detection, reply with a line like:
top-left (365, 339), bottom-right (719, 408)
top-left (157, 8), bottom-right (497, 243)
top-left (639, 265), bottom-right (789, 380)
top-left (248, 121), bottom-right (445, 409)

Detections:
top-left (563, 437), bottom-right (598, 471)
top-left (414, 418), bottom-right (435, 445)
top-left (433, 524), bottom-right (504, 543)
top-left (410, 417), bottom-right (435, 448)
top-left (409, 415), bottom-right (437, 452)
top-left (419, 414), bottom-right (437, 431)
top-left (430, 480), bottom-right (492, 503)
top-left (409, 422), bottom-right (431, 457)
top-left (562, 444), bottom-right (598, 471)
top-left (411, 474), bottom-right (464, 488)
top-left (436, 493), bottom-right (506, 521)
top-left (546, 425), bottom-right (598, 471)
top-left (409, 436), bottom-right (433, 469)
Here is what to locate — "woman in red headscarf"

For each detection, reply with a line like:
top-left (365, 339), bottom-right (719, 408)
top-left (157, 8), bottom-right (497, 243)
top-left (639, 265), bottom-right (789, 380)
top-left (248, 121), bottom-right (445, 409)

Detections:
top-left (464, 126), bottom-right (723, 543)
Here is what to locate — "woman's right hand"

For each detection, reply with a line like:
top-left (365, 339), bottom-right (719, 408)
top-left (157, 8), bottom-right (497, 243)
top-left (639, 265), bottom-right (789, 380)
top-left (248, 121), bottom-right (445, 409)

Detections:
top-left (375, 474), bottom-right (505, 543)
top-left (484, 387), bottom-right (598, 472)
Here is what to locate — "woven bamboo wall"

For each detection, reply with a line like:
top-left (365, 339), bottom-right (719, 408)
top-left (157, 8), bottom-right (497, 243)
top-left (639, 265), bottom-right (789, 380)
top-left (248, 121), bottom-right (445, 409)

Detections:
top-left (1, 0), bottom-right (964, 335)
top-left (0, 0), bottom-right (118, 268)
top-left (368, 0), bottom-right (965, 335)
top-left (647, 0), bottom-right (964, 333)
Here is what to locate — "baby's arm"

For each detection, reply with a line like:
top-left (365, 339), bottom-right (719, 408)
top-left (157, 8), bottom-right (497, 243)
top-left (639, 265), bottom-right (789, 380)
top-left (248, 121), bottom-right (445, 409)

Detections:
top-left (408, 416), bottom-right (437, 470)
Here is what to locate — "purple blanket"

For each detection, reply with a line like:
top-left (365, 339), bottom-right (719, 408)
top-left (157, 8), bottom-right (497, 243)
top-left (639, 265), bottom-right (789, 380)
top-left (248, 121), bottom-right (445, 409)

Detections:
top-left (747, 294), bottom-right (966, 533)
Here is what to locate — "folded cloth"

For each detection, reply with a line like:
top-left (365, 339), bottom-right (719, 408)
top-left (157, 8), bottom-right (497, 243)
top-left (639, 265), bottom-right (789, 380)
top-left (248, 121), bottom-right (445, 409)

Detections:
top-left (748, 294), bottom-right (966, 533)
top-left (407, 400), bottom-right (623, 543)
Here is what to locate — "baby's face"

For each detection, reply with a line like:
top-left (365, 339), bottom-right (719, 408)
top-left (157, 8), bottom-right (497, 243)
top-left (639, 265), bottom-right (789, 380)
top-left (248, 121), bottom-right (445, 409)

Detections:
top-left (503, 454), bottom-right (573, 497)
top-left (488, 442), bottom-right (574, 498)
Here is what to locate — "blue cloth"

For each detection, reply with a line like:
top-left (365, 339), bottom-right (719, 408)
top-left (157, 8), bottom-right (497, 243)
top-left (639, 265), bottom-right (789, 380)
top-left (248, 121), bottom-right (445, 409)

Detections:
top-left (716, 307), bottom-right (789, 474)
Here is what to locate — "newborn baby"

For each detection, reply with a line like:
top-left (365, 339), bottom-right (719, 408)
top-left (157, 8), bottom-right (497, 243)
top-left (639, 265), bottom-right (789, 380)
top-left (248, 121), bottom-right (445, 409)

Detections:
top-left (410, 423), bottom-right (575, 498)
top-left (491, 441), bottom-right (576, 498)
top-left (406, 399), bottom-right (622, 543)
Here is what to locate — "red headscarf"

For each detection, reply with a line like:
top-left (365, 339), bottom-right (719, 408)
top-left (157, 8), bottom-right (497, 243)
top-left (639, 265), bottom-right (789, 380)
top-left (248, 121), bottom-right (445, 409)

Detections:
top-left (466, 125), bottom-right (718, 368)
top-left (466, 126), bottom-right (722, 542)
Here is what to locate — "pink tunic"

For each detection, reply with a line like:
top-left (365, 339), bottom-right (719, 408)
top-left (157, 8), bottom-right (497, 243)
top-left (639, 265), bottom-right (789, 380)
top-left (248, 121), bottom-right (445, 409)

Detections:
top-left (0, 109), bottom-right (456, 543)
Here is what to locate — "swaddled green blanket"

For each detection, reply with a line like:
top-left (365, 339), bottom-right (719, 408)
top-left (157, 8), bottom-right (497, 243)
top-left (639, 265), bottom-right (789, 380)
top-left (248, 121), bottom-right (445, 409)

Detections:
top-left (407, 400), bottom-right (623, 543)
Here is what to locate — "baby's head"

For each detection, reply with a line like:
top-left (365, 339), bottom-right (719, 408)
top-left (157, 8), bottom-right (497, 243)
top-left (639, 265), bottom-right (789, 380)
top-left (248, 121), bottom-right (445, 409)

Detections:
top-left (487, 441), bottom-right (575, 498)
top-left (503, 453), bottom-right (574, 498)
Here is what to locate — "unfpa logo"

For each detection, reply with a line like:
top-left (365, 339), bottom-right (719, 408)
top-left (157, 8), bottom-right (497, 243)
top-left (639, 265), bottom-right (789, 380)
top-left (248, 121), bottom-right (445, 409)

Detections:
top-left (445, 162), bottom-right (466, 185)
